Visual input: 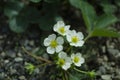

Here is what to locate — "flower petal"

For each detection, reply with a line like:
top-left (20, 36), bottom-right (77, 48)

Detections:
top-left (53, 24), bottom-right (58, 31)
top-left (47, 47), bottom-right (55, 54)
top-left (56, 45), bottom-right (63, 53)
top-left (80, 57), bottom-right (85, 64)
top-left (65, 57), bottom-right (72, 64)
top-left (66, 35), bottom-right (72, 42)
top-left (70, 42), bottom-right (76, 46)
top-left (75, 62), bottom-right (82, 67)
top-left (56, 37), bottom-right (64, 44)
top-left (76, 53), bottom-right (82, 57)
top-left (71, 30), bottom-right (77, 35)
top-left (57, 21), bottom-right (65, 27)
top-left (44, 38), bottom-right (50, 46)
top-left (48, 34), bottom-right (56, 40)
top-left (77, 41), bottom-right (84, 47)
top-left (77, 32), bottom-right (84, 40)
top-left (58, 51), bottom-right (67, 58)
top-left (62, 63), bottom-right (71, 70)
top-left (65, 25), bottom-right (70, 30)
top-left (71, 54), bottom-right (75, 59)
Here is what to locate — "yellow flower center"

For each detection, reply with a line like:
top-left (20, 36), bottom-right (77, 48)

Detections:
top-left (58, 59), bottom-right (65, 66)
top-left (50, 40), bottom-right (57, 48)
top-left (59, 27), bottom-right (65, 34)
top-left (74, 56), bottom-right (79, 63)
top-left (72, 36), bottom-right (79, 43)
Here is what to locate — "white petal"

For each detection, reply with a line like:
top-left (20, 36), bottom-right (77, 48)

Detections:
top-left (66, 35), bottom-right (72, 42)
top-left (53, 24), bottom-right (58, 31)
top-left (56, 37), bottom-right (64, 44)
top-left (66, 30), bottom-right (72, 35)
top-left (58, 21), bottom-right (65, 27)
top-left (66, 30), bottom-right (71, 35)
top-left (70, 42), bottom-right (76, 46)
top-left (77, 32), bottom-right (84, 40)
top-left (48, 34), bottom-right (56, 40)
top-left (65, 57), bottom-right (72, 64)
top-left (65, 25), bottom-right (70, 30)
top-left (71, 30), bottom-right (77, 35)
top-left (77, 41), bottom-right (84, 47)
top-left (75, 62), bottom-right (82, 67)
top-left (62, 63), bottom-right (71, 70)
top-left (58, 51), bottom-right (67, 58)
top-left (43, 38), bottom-right (50, 46)
top-left (56, 45), bottom-right (63, 53)
top-left (80, 57), bottom-right (85, 64)
top-left (76, 53), bottom-right (82, 57)
top-left (47, 47), bottom-right (55, 54)
top-left (71, 54), bottom-right (75, 59)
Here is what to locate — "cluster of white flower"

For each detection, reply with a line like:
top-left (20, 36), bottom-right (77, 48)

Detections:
top-left (44, 21), bottom-right (85, 70)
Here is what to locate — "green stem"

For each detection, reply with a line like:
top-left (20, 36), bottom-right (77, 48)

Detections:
top-left (74, 67), bottom-right (88, 74)
top-left (64, 71), bottom-right (69, 80)
top-left (36, 63), bottom-right (47, 68)
top-left (22, 46), bottom-right (52, 64)
top-left (84, 33), bottom-right (92, 42)
top-left (66, 46), bottom-right (71, 53)
top-left (62, 73), bottom-right (66, 80)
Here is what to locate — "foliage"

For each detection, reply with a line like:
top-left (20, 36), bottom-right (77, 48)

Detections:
top-left (1, 0), bottom-right (120, 37)
top-left (69, 0), bottom-right (120, 38)
top-left (25, 63), bottom-right (35, 74)
top-left (3, 0), bottom-right (62, 33)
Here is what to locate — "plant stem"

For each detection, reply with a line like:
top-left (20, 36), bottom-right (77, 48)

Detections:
top-left (74, 67), bottom-right (88, 74)
top-left (66, 46), bottom-right (71, 53)
top-left (36, 63), bottom-right (48, 68)
top-left (22, 46), bottom-right (52, 64)
top-left (84, 33), bottom-right (92, 42)
top-left (65, 71), bottom-right (69, 80)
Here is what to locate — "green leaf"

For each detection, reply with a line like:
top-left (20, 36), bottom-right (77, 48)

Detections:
top-left (115, 0), bottom-right (120, 7)
top-left (4, 1), bottom-right (24, 18)
top-left (91, 28), bottom-right (120, 37)
top-left (69, 73), bottom-right (81, 80)
top-left (29, 0), bottom-right (41, 3)
top-left (21, 7), bottom-right (41, 23)
top-left (101, 3), bottom-right (117, 14)
top-left (38, 3), bottom-right (62, 31)
top-left (95, 14), bottom-right (117, 28)
top-left (39, 15), bottom-right (62, 31)
top-left (25, 63), bottom-right (35, 74)
top-left (44, 0), bottom-right (59, 3)
top-left (9, 16), bottom-right (28, 33)
top-left (69, 0), bottom-right (97, 32)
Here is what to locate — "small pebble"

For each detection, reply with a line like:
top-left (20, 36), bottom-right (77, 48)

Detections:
top-left (17, 53), bottom-right (22, 57)
top-left (0, 72), bottom-right (5, 79)
top-left (19, 76), bottom-right (26, 80)
top-left (10, 69), bottom-right (17, 74)
top-left (34, 68), bottom-right (40, 74)
top-left (29, 40), bottom-right (34, 46)
top-left (103, 55), bottom-right (108, 62)
top-left (4, 60), bottom-right (9, 64)
top-left (101, 75), bottom-right (112, 80)
top-left (6, 50), bottom-right (16, 58)
top-left (14, 57), bottom-right (23, 62)
top-left (1, 52), bottom-right (6, 57)
top-left (99, 66), bottom-right (106, 74)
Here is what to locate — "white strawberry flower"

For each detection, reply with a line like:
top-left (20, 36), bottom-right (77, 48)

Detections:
top-left (44, 34), bottom-right (64, 54)
top-left (57, 51), bottom-right (72, 70)
top-left (71, 53), bottom-right (85, 67)
top-left (53, 21), bottom-right (70, 36)
top-left (66, 30), bottom-right (84, 47)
